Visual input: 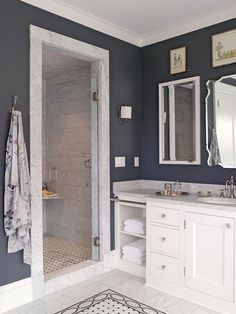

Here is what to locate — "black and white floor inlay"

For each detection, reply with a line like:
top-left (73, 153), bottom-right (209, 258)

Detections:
top-left (55, 289), bottom-right (166, 314)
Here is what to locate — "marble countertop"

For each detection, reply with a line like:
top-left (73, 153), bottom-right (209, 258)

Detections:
top-left (115, 189), bottom-right (236, 212)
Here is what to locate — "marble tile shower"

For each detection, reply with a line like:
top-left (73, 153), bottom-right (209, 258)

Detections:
top-left (42, 62), bottom-right (93, 273)
top-left (30, 26), bottom-right (110, 298)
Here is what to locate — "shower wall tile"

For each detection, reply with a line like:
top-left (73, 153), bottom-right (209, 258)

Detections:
top-left (47, 157), bottom-right (90, 172)
top-left (46, 221), bottom-right (91, 248)
top-left (46, 126), bottom-right (91, 144)
top-left (56, 171), bottom-right (91, 187)
top-left (44, 66), bottom-right (92, 248)
top-left (42, 79), bottom-right (47, 184)
top-left (46, 144), bottom-right (90, 158)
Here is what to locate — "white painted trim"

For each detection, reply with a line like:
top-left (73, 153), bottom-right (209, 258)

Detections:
top-left (159, 76), bottom-right (201, 165)
top-left (20, 0), bottom-right (236, 47)
top-left (20, 0), bottom-right (141, 46)
top-left (0, 253), bottom-right (117, 313)
top-left (168, 86), bottom-right (176, 161)
top-left (0, 278), bottom-right (32, 313)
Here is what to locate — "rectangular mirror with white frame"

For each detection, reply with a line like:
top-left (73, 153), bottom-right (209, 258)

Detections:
top-left (159, 76), bottom-right (201, 165)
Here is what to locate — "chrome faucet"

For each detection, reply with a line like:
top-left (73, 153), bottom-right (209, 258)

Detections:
top-left (225, 176), bottom-right (235, 198)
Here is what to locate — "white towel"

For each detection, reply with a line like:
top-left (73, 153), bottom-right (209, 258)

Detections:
top-left (122, 254), bottom-right (146, 265)
top-left (122, 251), bottom-right (146, 259)
top-left (4, 111), bottom-right (31, 265)
top-left (122, 239), bottom-right (146, 257)
top-left (124, 217), bottom-right (145, 228)
top-left (124, 225), bottom-right (146, 235)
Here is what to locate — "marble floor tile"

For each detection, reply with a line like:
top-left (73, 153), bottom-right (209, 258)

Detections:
top-left (145, 291), bottom-right (179, 312)
top-left (62, 282), bottom-right (110, 301)
top-left (191, 308), bottom-right (221, 314)
top-left (5, 270), bottom-right (222, 314)
top-left (99, 269), bottom-right (135, 288)
top-left (113, 277), bottom-right (158, 303)
top-left (163, 299), bottom-right (199, 314)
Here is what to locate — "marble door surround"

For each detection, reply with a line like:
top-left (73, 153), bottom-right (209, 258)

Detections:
top-left (30, 25), bottom-right (110, 299)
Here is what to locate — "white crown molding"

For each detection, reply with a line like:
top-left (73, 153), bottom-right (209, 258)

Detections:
top-left (20, 0), bottom-right (142, 46)
top-left (20, 0), bottom-right (236, 47)
top-left (0, 278), bottom-right (32, 313)
top-left (141, 5), bottom-right (236, 46)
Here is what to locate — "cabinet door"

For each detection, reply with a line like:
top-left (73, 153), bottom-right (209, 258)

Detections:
top-left (185, 212), bottom-right (234, 301)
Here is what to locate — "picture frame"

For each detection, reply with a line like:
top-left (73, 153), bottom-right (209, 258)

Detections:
top-left (212, 28), bottom-right (236, 68)
top-left (170, 46), bottom-right (186, 75)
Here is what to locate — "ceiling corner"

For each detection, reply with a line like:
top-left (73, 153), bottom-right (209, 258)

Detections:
top-left (141, 4), bottom-right (236, 47)
top-left (20, 0), bottom-right (141, 46)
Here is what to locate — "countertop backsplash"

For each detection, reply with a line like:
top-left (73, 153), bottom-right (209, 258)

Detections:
top-left (113, 179), bottom-right (225, 196)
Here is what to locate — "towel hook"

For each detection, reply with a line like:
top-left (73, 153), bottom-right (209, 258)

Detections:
top-left (10, 96), bottom-right (18, 113)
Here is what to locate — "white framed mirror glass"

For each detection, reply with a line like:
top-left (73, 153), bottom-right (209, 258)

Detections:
top-left (206, 74), bottom-right (236, 168)
top-left (159, 76), bottom-right (200, 165)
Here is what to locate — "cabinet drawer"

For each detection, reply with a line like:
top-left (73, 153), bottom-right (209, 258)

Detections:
top-left (150, 206), bottom-right (179, 226)
top-left (150, 225), bottom-right (179, 256)
top-left (150, 252), bottom-right (180, 284)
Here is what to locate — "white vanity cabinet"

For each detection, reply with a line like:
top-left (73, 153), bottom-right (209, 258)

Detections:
top-left (185, 212), bottom-right (234, 302)
top-left (146, 199), bottom-right (236, 314)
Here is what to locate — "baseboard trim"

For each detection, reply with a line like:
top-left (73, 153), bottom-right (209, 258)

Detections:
top-left (0, 278), bottom-right (32, 313)
top-left (0, 251), bottom-right (118, 312)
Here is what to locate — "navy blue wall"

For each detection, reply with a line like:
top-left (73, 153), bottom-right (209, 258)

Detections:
top-left (0, 0), bottom-right (141, 286)
top-left (1, 0), bottom-right (236, 288)
top-left (141, 18), bottom-right (236, 184)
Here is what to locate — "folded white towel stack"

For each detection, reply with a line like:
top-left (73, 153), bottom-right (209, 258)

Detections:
top-left (123, 217), bottom-right (146, 235)
top-left (122, 239), bottom-right (146, 265)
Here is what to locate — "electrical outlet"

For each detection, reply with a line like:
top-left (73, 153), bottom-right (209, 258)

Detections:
top-left (134, 157), bottom-right (139, 167)
top-left (115, 157), bottom-right (126, 167)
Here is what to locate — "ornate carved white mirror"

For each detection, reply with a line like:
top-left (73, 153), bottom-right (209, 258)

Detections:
top-left (206, 74), bottom-right (236, 168)
top-left (159, 76), bottom-right (201, 165)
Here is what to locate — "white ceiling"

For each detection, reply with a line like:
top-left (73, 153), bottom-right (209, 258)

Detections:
top-left (21, 0), bottom-right (236, 46)
top-left (59, 0), bottom-right (236, 35)
top-left (42, 46), bottom-right (90, 79)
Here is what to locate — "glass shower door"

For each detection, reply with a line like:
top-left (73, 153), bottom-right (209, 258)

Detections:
top-left (91, 77), bottom-right (100, 261)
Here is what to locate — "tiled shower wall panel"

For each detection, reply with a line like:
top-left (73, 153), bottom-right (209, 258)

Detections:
top-left (45, 66), bottom-right (92, 248)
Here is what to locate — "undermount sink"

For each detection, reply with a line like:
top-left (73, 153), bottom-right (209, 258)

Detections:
top-left (199, 197), bottom-right (236, 205)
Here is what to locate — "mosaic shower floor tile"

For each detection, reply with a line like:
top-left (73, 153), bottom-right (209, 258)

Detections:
top-left (44, 235), bottom-right (91, 274)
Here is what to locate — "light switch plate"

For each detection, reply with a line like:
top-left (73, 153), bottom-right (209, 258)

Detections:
top-left (134, 157), bottom-right (139, 167)
top-left (115, 157), bottom-right (126, 167)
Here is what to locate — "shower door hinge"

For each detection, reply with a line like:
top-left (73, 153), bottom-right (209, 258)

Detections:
top-left (184, 220), bottom-right (186, 229)
top-left (184, 267), bottom-right (186, 276)
top-left (93, 236), bottom-right (100, 247)
top-left (92, 92), bottom-right (98, 101)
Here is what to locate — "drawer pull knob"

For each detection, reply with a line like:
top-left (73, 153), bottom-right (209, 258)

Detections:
top-left (226, 223), bottom-right (231, 229)
top-left (161, 214), bottom-right (166, 218)
top-left (161, 237), bottom-right (166, 242)
top-left (161, 265), bottom-right (166, 270)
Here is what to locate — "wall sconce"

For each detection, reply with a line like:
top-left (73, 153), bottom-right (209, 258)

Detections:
top-left (119, 104), bottom-right (132, 125)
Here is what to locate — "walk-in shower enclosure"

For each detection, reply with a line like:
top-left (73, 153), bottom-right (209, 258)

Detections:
top-left (41, 46), bottom-right (98, 274)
